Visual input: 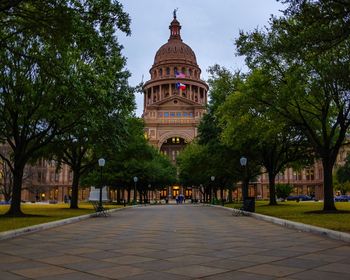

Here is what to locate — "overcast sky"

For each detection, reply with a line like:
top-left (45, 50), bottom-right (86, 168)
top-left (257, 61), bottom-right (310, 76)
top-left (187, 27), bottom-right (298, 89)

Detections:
top-left (118, 0), bottom-right (285, 116)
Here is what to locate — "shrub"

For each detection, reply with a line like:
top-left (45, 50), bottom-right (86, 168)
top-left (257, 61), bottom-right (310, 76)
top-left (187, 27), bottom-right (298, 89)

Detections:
top-left (276, 184), bottom-right (293, 200)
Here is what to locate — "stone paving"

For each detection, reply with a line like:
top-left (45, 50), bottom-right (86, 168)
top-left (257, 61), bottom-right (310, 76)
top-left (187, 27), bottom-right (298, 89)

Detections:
top-left (1, 205), bottom-right (350, 279)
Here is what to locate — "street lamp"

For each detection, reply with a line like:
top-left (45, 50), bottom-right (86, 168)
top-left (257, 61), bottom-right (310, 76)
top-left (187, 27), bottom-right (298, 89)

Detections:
top-left (240, 156), bottom-right (247, 167)
top-left (240, 157), bottom-right (248, 200)
top-left (98, 158), bottom-right (105, 211)
top-left (211, 176), bottom-right (215, 204)
top-left (133, 176), bottom-right (138, 205)
top-left (148, 184), bottom-right (151, 204)
top-left (240, 156), bottom-right (254, 212)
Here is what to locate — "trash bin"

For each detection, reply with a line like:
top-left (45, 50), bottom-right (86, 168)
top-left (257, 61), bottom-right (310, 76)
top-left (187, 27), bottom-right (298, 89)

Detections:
top-left (243, 197), bottom-right (255, 212)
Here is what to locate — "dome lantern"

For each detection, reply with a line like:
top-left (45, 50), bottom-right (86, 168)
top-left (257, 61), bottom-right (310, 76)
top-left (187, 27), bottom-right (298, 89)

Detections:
top-left (169, 9), bottom-right (181, 41)
top-left (153, 12), bottom-right (198, 67)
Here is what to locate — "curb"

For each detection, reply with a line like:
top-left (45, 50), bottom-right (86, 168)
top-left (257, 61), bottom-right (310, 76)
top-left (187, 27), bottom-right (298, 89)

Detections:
top-left (0, 207), bottom-right (127, 241)
top-left (212, 204), bottom-right (350, 243)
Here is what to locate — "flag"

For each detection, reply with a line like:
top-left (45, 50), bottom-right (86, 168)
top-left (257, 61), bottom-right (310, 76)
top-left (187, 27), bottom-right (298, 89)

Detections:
top-left (175, 70), bottom-right (186, 78)
top-left (176, 82), bottom-right (186, 90)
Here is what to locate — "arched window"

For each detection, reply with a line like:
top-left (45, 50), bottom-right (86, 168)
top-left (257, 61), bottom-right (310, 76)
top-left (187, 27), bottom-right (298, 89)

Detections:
top-left (166, 67), bottom-right (170, 75)
top-left (159, 68), bottom-right (163, 77)
top-left (189, 69), bottom-right (192, 77)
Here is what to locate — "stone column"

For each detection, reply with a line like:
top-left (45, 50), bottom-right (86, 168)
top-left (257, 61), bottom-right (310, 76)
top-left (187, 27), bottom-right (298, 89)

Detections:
top-left (151, 86), bottom-right (154, 103)
top-left (189, 85), bottom-right (192, 100)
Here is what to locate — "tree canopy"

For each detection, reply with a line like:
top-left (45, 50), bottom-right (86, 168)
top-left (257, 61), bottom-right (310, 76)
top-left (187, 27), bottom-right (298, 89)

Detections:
top-left (0, 0), bottom-right (133, 215)
top-left (235, 0), bottom-right (350, 211)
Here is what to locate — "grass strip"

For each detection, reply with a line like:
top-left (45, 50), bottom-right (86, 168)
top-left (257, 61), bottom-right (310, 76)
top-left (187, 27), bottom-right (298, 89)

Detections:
top-left (0, 203), bottom-right (121, 232)
top-left (226, 200), bottom-right (350, 233)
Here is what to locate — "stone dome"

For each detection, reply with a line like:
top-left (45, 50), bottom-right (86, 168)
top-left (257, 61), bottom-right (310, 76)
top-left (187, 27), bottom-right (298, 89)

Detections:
top-left (153, 16), bottom-right (198, 66)
top-left (154, 41), bottom-right (197, 66)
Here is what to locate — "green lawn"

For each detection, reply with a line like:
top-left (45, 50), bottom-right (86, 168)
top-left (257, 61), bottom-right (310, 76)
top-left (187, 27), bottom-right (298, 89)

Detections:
top-left (0, 203), bottom-right (121, 232)
top-left (226, 201), bottom-right (350, 233)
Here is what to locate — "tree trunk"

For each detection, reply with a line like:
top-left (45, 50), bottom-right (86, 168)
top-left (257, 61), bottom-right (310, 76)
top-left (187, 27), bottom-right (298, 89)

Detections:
top-left (139, 190), bottom-right (143, 204)
top-left (133, 185), bottom-right (137, 203)
top-left (70, 169), bottom-right (80, 209)
top-left (117, 188), bottom-right (121, 204)
top-left (242, 178), bottom-right (249, 201)
top-left (220, 187), bottom-right (224, 205)
top-left (6, 164), bottom-right (25, 216)
top-left (322, 159), bottom-right (337, 211)
top-left (127, 187), bottom-right (131, 203)
top-left (268, 171), bottom-right (277, 205)
top-left (228, 188), bottom-right (233, 203)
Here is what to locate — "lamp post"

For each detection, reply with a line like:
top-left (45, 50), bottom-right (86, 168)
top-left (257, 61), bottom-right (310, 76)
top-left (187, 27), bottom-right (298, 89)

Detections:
top-left (240, 157), bottom-right (248, 200)
top-left (133, 176), bottom-right (138, 205)
top-left (240, 156), bottom-right (255, 212)
top-left (211, 176), bottom-right (215, 204)
top-left (148, 184), bottom-right (151, 204)
top-left (98, 158), bottom-right (105, 210)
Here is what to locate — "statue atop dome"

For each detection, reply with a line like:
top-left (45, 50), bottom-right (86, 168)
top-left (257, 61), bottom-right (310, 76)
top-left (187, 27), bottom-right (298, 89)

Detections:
top-left (173, 8), bottom-right (178, 19)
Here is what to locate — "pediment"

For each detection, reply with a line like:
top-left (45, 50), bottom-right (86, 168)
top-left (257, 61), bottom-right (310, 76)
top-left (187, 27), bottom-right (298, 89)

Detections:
top-left (149, 95), bottom-right (199, 108)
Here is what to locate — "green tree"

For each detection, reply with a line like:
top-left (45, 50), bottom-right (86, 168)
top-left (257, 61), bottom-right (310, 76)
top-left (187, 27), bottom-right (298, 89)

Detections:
top-left (201, 66), bottom-right (261, 202)
top-left (177, 142), bottom-right (212, 201)
top-left (49, 50), bottom-right (135, 209)
top-left (219, 77), bottom-right (312, 205)
top-left (281, 0), bottom-right (350, 51)
top-left (0, 0), bottom-right (131, 216)
top-left (275, 184), bottom-right (293, 200)
top-left (236, 1), bottom-right (350, 211)
top-left (335, 154), bottom-right (350, 195)
top-left (83, 118), bottom-right (176, 204)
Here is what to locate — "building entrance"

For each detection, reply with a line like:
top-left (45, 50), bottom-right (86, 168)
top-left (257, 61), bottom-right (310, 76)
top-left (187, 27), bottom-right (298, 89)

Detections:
top-left (185, 188), bottom-right (192, 199)
top-left (160, 137), bottom-right (187, 163)
top-left (160, 188), bottom-right (168, 199)
top-left (172, 186), bottom-right (180, 198)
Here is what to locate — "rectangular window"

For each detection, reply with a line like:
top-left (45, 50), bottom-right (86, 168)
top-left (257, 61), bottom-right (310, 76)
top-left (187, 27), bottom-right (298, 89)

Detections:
top-left (164, 112), bottom-right (169, 117)
top-left (183, 112), bottom-right (188, 117)
top-left (37, 171), bottom-right (42, 183)
top-left (189, 113), bottom-right (193, 117)
top-left (55, 172), bottom-right (59, 182)
top-left (50, 172), bottom-right (55, 182)
top-left (177, 112), bottom-right (181, 117)
top-left (170, 112), bottom-right (175, 117)
top-left (158, 112), bottom-right (163, 117)
top-left (306, 169), bottom-right (315, 180)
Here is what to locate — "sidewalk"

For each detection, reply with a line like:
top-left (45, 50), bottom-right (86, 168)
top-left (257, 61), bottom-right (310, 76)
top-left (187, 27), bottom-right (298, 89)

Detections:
top-left (1, 205), bottom-right (350, 279)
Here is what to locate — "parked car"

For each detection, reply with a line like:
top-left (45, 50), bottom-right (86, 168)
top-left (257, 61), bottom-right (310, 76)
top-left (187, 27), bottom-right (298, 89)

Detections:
top-left (334, 195), bottom-right (350, 202)
top-left (0, 200), bottom-right (10, 205)
top-left (286, 195), bottom-right (313, 201)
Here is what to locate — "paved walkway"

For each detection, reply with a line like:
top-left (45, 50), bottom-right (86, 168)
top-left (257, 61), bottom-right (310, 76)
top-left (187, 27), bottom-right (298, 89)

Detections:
top-left (1, 205), bottom-right (350, 280)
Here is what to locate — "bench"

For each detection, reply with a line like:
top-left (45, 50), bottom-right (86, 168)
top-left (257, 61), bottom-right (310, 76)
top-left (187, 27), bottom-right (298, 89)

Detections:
top-left (232, 207), bottom-right (251, 216)
top-left (90, 201), bottom-right (109, 217)
top-left (232, 197), bottom-right (255, 217)
top-left (88, 186), bottom-right (109, 217)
